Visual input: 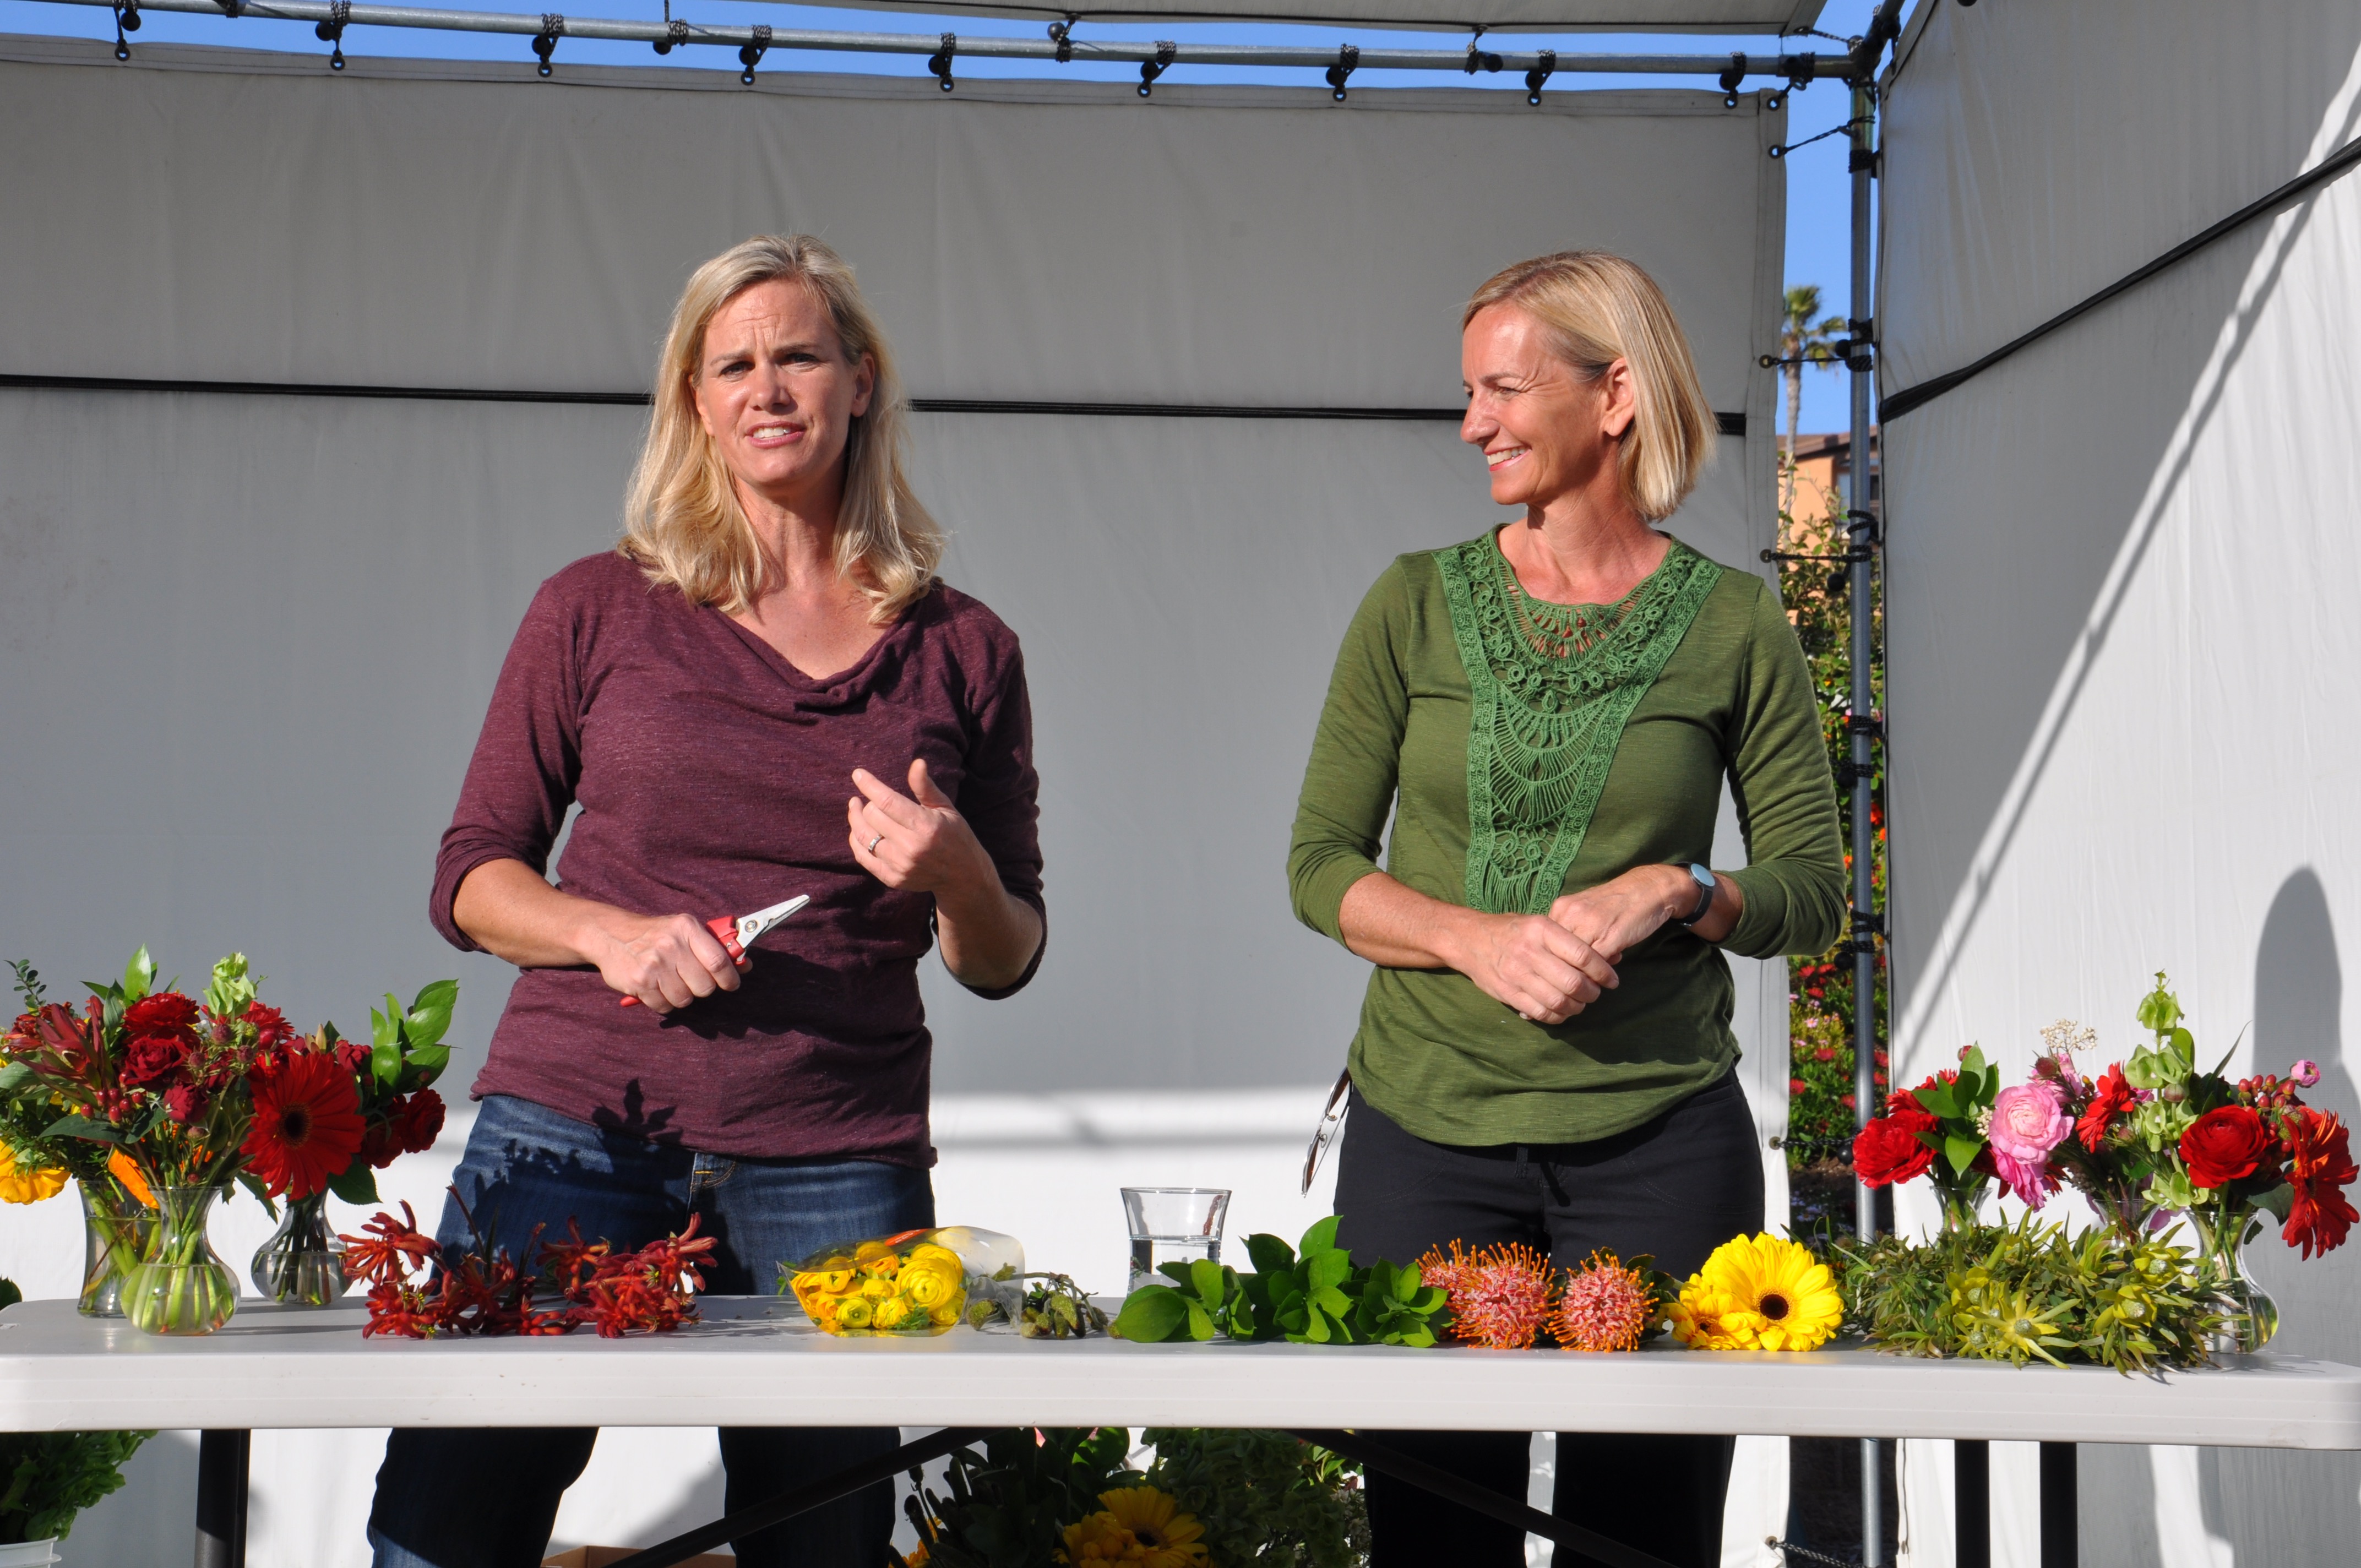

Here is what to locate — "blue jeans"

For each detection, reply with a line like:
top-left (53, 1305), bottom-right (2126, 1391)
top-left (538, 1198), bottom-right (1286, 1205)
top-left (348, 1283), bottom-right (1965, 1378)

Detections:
top-left (368, 1093), bottom-right (934, 1568)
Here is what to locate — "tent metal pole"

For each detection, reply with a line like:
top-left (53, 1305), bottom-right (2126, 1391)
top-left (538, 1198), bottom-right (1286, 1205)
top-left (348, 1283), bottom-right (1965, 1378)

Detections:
top-left (1846, 57), bottom-right (1881, 1568)
top-left (36, 0), bottom-right (1849, 79)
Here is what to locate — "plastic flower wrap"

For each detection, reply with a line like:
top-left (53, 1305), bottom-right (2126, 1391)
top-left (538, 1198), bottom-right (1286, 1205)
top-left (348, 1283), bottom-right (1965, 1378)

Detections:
top-left (784, 1226), bottom-right (1022, 1337)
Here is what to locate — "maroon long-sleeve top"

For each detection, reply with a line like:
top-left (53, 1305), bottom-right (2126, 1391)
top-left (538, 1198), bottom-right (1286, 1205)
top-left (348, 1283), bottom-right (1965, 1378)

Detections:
top-left (433, 551), bottom-right (1045, 1165)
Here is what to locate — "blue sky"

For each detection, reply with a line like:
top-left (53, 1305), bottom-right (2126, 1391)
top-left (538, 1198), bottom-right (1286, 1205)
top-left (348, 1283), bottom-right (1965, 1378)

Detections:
top-left (1, 0), bottom-right (1878, 433)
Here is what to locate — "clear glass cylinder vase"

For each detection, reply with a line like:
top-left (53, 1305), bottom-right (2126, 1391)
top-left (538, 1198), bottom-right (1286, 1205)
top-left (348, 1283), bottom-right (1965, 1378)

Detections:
top-left (250, 1192), bottom-right (351, 1307)
top-left (78, 1178), bottom-right (156, 1319)
top-left (122, 1183), bottom-right (239, 1336)
top-left (2203, 1219), bottom-right (2279, 1357)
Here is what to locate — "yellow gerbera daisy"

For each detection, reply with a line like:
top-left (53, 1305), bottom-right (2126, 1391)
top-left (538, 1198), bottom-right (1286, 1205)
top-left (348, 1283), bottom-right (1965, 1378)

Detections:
top-left (1058, 1510), bottom-right (1141, 1564)
top-left (1097, 1487), bottom-right (1209, 1568)
top-left (1680, 1233), bottom-right (1843, 1352)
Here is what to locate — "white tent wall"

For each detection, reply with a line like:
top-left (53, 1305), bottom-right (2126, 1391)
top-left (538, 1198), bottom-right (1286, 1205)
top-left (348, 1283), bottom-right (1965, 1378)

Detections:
top-left (0, 39), bottom-right (1794, 1564)
top-left (1879, 2), bottom-right (2361, 1565)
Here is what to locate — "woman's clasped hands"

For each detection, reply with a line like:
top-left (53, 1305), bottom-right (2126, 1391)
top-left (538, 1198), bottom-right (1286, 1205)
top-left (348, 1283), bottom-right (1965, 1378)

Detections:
top-left (1456, 864), bottom-right (1723, 1025)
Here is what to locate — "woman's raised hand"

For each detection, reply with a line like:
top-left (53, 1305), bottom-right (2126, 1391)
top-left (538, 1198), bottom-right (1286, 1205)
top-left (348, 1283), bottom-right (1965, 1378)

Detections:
top-left (848, 760), bottom-right (995, 899)
top-left (1450, 912), bottom-right (1619, 1026)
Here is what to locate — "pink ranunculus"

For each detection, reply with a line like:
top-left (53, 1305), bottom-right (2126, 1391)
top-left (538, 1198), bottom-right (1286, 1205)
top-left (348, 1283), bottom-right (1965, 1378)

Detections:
top-left (1988, 1081), bottom-right (2072, 1208)
top-left (2292, 1059), bottom-right (2323, 1088)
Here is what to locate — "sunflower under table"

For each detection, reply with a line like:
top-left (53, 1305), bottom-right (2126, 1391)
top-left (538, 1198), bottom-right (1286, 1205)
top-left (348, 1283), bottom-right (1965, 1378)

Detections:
top-left (2, 1298), bottom-right (2356, 1568)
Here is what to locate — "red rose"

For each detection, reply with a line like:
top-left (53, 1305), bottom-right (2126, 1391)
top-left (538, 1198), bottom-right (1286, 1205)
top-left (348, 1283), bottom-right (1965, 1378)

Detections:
top-left (1854, 1107), bottom-right (1939, 1188)
top-left (2180, 1105), bottom-right (2274, 1189)
top-left (396, 1089), bottom-right (446, 1154)
top-left (2283, 1109), bottom-right (2359, 1259)
top-left (118, 992), bottom-right (201, 1089)
top-left (362, 1090), bottom-right (448, 1169)
top-left (2077, 1064), bottom-right (2134, 1152)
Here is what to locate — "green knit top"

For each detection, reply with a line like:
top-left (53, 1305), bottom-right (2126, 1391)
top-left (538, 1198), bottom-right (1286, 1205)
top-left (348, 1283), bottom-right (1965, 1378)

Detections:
top-left (1286, 530), bottom-right (1846, 1147)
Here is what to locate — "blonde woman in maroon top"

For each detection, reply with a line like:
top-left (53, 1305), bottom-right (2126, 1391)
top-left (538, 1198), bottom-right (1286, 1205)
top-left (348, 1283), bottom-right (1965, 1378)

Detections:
top-left (368, 236), bottom-right (1046, 1568)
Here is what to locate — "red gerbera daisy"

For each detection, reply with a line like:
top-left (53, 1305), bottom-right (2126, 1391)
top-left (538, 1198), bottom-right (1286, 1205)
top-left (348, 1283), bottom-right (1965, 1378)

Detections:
top-left (242, 1050), bottom-right (365, 1199)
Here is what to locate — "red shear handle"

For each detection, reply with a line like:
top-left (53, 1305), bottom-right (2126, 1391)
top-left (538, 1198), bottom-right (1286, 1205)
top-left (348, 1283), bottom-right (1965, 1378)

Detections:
top-left (618, 914), bottom-right (749, 1008)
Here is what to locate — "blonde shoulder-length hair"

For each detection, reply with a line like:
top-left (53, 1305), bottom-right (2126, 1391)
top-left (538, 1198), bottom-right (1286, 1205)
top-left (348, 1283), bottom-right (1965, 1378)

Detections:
top-left (622, 235), bottom-right (942, 623)
top-left (1464, 251), bottom-right (1716, 522)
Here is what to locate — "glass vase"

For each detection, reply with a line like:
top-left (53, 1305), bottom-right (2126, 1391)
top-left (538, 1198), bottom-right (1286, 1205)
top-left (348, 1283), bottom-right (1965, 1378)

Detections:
top-left (122, 1183), bottom-right (240, 1336)
top-left (250, 1192), bottom-right (351, 1307)
top-left (2201, 1216), bottom-right (2278, 1357)
top-left (78, 1178), bottom-right (156, 1319)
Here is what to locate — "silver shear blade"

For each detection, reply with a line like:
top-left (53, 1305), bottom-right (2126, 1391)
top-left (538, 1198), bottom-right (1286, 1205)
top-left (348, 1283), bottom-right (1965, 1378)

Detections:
top-left (735, 894), bottom-right (811, 948)
top-left (1300, 1066), bottom-right (1352, 1195)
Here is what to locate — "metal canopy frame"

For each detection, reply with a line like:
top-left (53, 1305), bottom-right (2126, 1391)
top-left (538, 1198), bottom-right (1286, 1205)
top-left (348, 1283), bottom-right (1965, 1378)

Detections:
top-left (40, 0), bottom-right (1857, 90)
top-left (23, 0), bottom-right (1907, 1561)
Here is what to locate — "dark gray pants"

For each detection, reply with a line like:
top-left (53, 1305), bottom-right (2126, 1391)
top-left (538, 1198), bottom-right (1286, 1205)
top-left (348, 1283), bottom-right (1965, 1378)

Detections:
top-left (1332, 1070), bottom-right (1765, 1568)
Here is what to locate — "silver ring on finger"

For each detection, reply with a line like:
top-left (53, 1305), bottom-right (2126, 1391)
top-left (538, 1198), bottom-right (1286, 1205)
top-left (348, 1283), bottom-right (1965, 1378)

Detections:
top-left (868, 833), bottom-right (884, 854)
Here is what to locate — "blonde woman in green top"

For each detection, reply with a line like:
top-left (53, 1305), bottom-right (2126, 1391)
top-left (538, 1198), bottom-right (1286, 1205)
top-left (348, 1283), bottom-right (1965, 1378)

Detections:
top-left (1287, 252), bottom-right (1845, 1567)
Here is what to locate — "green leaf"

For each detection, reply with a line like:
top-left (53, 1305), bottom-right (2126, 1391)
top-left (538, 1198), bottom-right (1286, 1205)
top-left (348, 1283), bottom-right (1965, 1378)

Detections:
top-left (1112, 1286), bottom-right (1188, 1343)
top-left (0, 1061), bottom-right (34, 1095)
top-left (328, 1161), bottom-right (380, 1206)
top-left (1187, 1258), bottom-right (1228, 1309)
top-left (41, 1114), bottom-right (123, 1145)
top-left (1944, 1133), bottom-right (1983, 1177)
top-left (1297, 1215), bottom-right (1342, 1259)
top-left (1307, 1250), bottom-right (1353, 1292)
top-left (404, 979), bottom-right (459, 1051)
top-left (122, 947), bottom-right (155, 1003)
top-left (2251, 1183), bottom-right (2294, 1222)
top-left (1918, 1082), bottom-right (1959, 1118)
top-left (1182, 1298), bottom-right (1215, 1341)
top-left (1244, 1232), bottom-right (1296, 1275)
top-left (397, 1043), bottom-right (450, 1091)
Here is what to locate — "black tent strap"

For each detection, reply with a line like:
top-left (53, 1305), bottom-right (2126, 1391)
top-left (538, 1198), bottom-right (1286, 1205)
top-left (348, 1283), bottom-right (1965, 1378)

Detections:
top-left (0, 374), bottom-right (1747, 434)
top-left (1881, 130), bottom-right (2361, 423)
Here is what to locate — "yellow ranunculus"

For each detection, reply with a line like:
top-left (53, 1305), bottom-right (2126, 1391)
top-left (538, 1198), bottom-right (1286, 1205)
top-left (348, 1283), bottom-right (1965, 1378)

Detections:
top-left (1057, 1511), bottom-right (1139, 1564)
top-left (908, 1244), bottom-right (962, 1273)
top-left (872, 1296), bottom-right (912, 1330)
top-left (904, 1269), bottom-right (952, 1309)
top-left (837, 1298), bottom-right (874, 1329)
top-left (0, 1147), bottom-right (67, 1206)
top-left (929, 1300), bottom-right (964, 1326)
top-left (861, 1275), bottom-right (896, 1302)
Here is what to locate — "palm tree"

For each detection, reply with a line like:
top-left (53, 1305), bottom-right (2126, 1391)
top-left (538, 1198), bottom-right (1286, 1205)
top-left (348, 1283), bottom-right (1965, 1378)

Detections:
top-left (1779, 284), bottom-right (1848, 511)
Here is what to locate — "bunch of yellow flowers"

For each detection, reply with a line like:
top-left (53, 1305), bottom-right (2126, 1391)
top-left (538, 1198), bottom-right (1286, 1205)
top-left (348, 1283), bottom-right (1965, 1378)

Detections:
top-left (791, 1234), bottom-right (969, 1336)
top-left (1668, 1232), bottom-right (1844, 1352)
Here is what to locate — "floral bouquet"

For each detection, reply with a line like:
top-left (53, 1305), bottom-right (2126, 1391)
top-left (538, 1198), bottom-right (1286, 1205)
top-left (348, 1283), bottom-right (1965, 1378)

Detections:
top-left (1851, 1045), bottom-right (2000, 1230)
top-left (782, 1227), bottom-right (1024, 1337)
top-left (2, 949), bottom-right (457, 1330)
top-left (1849, 972), bottom-right (2359, 1352)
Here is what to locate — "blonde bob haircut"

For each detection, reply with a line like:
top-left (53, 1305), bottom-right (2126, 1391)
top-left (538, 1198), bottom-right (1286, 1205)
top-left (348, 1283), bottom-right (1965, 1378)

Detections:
top-left (623, 235), bottom-right (942, 623)
top-left (1463, 251), bottom-right (1716, 522)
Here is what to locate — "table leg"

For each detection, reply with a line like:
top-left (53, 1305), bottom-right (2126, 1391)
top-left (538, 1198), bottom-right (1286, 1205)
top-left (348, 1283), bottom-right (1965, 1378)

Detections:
top-left (1952, 1439), bottom-right (1989, 1568)
top-left (602, 1426), bottom-right (989, 1568)
top-left (193, 1429), bottom-right (250, 1568)
top-left (2039, 1441), bottom-right (2077, 1567)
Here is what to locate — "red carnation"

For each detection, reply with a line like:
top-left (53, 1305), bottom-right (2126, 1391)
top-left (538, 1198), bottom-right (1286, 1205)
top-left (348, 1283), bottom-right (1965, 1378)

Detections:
top-left (2283, 1109), bottom-right (2359, 1260)
top-left (1854, 1106), bottom-right (1939, 1188)
top-left (2180, 1104), bottom-right (2275, 1189)
top-left (242, 1050), bottom-right (365, 1200)
top-left (2077, 1064), bottom-right (2135, 1152)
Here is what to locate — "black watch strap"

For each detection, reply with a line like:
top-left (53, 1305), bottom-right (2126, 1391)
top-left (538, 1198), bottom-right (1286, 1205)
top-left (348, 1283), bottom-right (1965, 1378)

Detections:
top-left (1674, 863), bottom-right (1716, 927)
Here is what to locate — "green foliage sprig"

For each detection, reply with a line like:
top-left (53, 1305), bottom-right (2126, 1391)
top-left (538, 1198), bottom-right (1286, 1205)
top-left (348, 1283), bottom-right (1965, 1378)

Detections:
top-left (1110, 1217), bottom-right (1449, 1347)
top-left (1830, 1216), bottom-right (2224, 1373)
top-left (1143, 1428), bottom-right (1368, 1568)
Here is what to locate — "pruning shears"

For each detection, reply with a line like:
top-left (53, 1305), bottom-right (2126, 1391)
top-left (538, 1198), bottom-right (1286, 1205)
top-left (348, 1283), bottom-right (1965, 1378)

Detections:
top-left (618, 894), bottom-right (810, 1008)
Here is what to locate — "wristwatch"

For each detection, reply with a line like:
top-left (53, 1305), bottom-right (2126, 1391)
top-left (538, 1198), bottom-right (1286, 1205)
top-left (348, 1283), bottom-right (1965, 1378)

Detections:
top-left (1673, 863), bottom-right (1717, 928)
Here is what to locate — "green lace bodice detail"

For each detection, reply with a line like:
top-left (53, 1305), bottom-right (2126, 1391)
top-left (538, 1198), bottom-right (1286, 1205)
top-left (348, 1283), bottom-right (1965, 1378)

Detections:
top-left (1434, 532), bottom-right (1722, 914)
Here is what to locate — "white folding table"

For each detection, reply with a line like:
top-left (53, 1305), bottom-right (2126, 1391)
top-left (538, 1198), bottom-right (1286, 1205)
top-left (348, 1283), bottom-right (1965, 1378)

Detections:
top-left (6, 1297), bottom-right (2357, 1568)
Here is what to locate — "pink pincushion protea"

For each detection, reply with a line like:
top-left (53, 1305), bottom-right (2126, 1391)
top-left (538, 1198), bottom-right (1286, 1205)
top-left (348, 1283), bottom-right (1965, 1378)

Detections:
top-left (1553, 1251), bottom-right (1657, 1353)
top-left (1416, 1240), bottom-right (1554, 1350)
